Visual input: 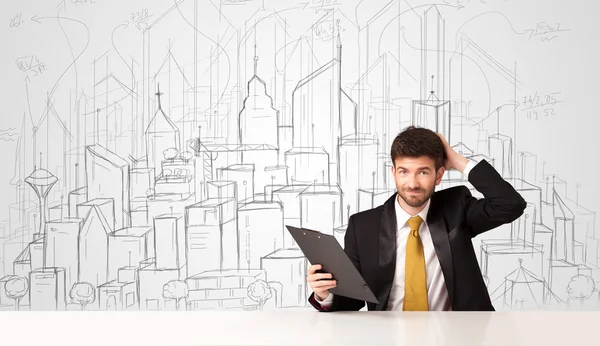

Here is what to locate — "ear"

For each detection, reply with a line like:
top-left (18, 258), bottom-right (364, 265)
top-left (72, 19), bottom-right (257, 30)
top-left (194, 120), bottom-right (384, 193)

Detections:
top-left (435, 167), bottom-right (445, 185)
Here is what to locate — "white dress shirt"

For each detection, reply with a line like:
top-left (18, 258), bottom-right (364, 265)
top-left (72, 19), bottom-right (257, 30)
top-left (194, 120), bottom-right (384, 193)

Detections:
top-left (315, 161), bottom-right (476, 311)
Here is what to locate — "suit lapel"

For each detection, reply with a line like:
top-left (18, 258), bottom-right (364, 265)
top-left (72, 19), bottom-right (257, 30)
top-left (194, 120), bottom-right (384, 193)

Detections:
top-left (376, 193), bottom-right (398, 311)
top-left (426, 193), bottom-right (455, 304)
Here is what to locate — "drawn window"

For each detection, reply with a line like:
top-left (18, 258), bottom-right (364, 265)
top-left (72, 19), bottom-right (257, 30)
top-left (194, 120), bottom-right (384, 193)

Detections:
top-left (126, 292), bottom-right (135, 308)
top-left (146, 299), bottom-right (159, 310)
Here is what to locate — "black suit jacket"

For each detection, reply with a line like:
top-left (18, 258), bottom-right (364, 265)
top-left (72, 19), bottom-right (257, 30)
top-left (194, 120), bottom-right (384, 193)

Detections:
top-left (308, 159), bottom-right (527, 311)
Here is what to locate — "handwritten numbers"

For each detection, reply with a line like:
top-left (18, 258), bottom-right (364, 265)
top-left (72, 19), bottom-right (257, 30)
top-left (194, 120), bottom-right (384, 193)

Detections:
top-left (9, 13), bottom-right (23, 28)
top-left (32, 62), bottom-right (46, 76)
top-left (71, 0), bottom-right (96, 5)
top-left (526, 110), bottom-right (538, 120)
top-left (310, 0), bottom-right (340, 13)
top-left (526, 109), bottom-right (555, 120)
top-left (129, 8), bottom-right (151, 30)
top-left (131, 9), bottom-right (149, 22)
top-left (522, 92), bottom-right (561, 120)
top-left (313, 0), bottom-right (339, 6)
top-left (15, 56), bottom-right (46, 77)
top-left (529, 22), bottom-right (567, 42)
top-left (522, 92), bottom-right (559, 109)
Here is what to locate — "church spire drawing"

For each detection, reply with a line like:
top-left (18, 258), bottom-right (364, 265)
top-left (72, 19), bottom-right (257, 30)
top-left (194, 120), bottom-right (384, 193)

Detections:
top-left (238, 44), bottom-right (279, 148)
top-left (145, 83), bottom-right (181, 179)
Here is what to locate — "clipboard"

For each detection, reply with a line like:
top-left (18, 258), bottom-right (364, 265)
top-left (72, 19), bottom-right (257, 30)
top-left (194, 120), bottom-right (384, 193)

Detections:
top-left (286, 225), bottom-right (379, 304)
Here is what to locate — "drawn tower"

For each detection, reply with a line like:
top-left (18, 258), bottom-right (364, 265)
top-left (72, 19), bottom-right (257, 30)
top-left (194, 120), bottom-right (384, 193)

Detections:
top-left (291, 32), bottom-right (356, 185)
top-left (239, 45), bottom-right (279, 148)
top-left (411, 84), bottom-right (451, 144)
top-left (25, 165), bottom-right (58, 237)
top-left (411, 5), bottom-right (451, 143)
top-left (145, 84), bottom-right (181, 179)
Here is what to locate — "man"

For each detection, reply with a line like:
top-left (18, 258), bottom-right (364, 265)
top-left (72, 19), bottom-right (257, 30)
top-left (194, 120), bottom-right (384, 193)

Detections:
top-left (306, 126), bottom-right (527, 311)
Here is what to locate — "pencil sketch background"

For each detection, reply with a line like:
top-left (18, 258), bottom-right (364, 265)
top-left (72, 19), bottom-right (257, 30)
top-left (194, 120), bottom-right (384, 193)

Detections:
top-left (0, 0), bottom-right (598, 311)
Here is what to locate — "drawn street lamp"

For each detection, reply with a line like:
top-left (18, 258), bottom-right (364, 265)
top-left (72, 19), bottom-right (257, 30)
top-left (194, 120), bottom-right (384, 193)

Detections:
top-left (25, 167), bottom-right (58, 236)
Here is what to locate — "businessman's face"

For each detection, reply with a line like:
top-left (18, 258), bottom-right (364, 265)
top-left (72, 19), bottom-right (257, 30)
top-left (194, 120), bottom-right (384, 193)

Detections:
top-left (392, 156), bottom-right (444, 208)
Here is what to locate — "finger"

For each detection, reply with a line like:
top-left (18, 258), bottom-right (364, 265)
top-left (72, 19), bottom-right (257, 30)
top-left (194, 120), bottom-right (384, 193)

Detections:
top-left (314, 283), bottom-right (337, 292)
top-left (308, 264), bottom-right (322, 274)
top-left (308, 273), bottom-right (333, 282)
top-left (310, 280), bottom-right (335, 288)
top-left (310, 280), bottom-right (337, 288)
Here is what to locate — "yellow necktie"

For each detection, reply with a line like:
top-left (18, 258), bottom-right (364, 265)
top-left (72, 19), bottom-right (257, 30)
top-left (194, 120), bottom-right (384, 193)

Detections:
top-left (403, 215), bottom-right (428, 311)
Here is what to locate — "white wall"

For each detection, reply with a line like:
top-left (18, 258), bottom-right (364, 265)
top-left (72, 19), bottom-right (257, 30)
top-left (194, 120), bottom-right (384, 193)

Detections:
top-left (0, 0), bottom-right (598, 312)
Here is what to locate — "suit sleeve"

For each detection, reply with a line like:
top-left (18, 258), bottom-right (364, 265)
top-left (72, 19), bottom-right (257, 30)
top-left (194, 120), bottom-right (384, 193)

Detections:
top-left (308, 215), bottom-right (366, 312)
top-left (462, 159), bottom-right (527, 237)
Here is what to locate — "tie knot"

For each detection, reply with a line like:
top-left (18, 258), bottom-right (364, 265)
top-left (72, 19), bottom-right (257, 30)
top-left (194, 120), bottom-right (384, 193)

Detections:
top-left (407, 215), bottom-right (423, 235)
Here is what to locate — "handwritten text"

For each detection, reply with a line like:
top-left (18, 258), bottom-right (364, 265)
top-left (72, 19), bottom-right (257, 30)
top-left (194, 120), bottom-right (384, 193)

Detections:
top-left (313, 19), bottom-right (344, 41)
top-left (15, 56), bottom-right (47, 77)
top-left (9, 13), bottom-right (24, 28)
top-left (528, 22), bottom-right (568, 42)
top-left (521, 91), bottom-right (563, 120)
top-left (129, 9), bottom-right (153, 30)
top-left (71, 0), bottom-right (96, 5)
top-left (308, 0), bottom-right (341, 12)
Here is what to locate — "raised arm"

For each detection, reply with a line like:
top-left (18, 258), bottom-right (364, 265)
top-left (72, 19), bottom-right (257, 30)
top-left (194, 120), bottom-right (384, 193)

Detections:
top-left (437, 133), bottom-right (526, 238)
top-left (462, 159), bottom-right (527, 237)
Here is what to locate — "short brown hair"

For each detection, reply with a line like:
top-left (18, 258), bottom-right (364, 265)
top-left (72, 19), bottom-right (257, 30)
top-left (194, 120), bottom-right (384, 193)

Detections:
top-left (390, 126), bottom-right (445, 170)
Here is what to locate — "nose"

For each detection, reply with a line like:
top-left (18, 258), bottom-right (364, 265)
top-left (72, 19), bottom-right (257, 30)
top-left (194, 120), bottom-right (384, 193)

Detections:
top-left (407, 175), bottom-right (419, 189)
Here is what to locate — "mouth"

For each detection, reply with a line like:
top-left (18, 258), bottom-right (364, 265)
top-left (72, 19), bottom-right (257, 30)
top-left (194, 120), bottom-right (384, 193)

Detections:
top-left (406, 190), bottom-right (423, 195)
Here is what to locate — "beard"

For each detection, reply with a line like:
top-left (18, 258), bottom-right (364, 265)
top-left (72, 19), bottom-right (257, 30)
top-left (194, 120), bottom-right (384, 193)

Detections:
top-left (398, 187), bottom-right (434, 207)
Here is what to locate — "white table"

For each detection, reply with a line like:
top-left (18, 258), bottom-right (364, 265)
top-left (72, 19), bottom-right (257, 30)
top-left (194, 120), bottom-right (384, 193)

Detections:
top-left (0, 310), bottom-right (597, 345)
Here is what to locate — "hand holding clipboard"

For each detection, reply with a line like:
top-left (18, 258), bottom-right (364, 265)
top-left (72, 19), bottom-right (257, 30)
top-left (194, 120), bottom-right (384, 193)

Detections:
top-left (286, 225), bottom-right (379, 304)
top-left (307, 264), bottom-right (337, 301)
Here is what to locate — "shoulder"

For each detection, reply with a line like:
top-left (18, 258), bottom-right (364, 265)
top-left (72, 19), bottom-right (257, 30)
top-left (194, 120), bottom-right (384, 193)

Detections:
top-left (349, 205), bottom-right (384, 226)
top-left (432, 185), bottom-right (473, 204)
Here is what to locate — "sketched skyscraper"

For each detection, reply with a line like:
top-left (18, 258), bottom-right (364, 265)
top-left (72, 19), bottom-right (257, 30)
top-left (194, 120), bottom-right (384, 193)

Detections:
top-left (25, 167), bottom-right (58, 237)
top-left (422, 5), bottom-right (447, 101)
top-left (291, 33), bottom-right (356, 185)
top-left (238, 45), bottom-right (280, 191)
top-left (85, 145), bottom-right (131, 230)
top-left (239, 45), bottom-right (279, 147)
top-left (411, 91), bottom-right (451, 144)
top-left (411, 5), bottom-right (451, 143)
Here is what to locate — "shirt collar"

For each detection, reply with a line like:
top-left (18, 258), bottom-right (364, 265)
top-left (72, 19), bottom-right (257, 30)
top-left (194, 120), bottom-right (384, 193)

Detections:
top-left (394, 194), bottom-right (431, 230)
